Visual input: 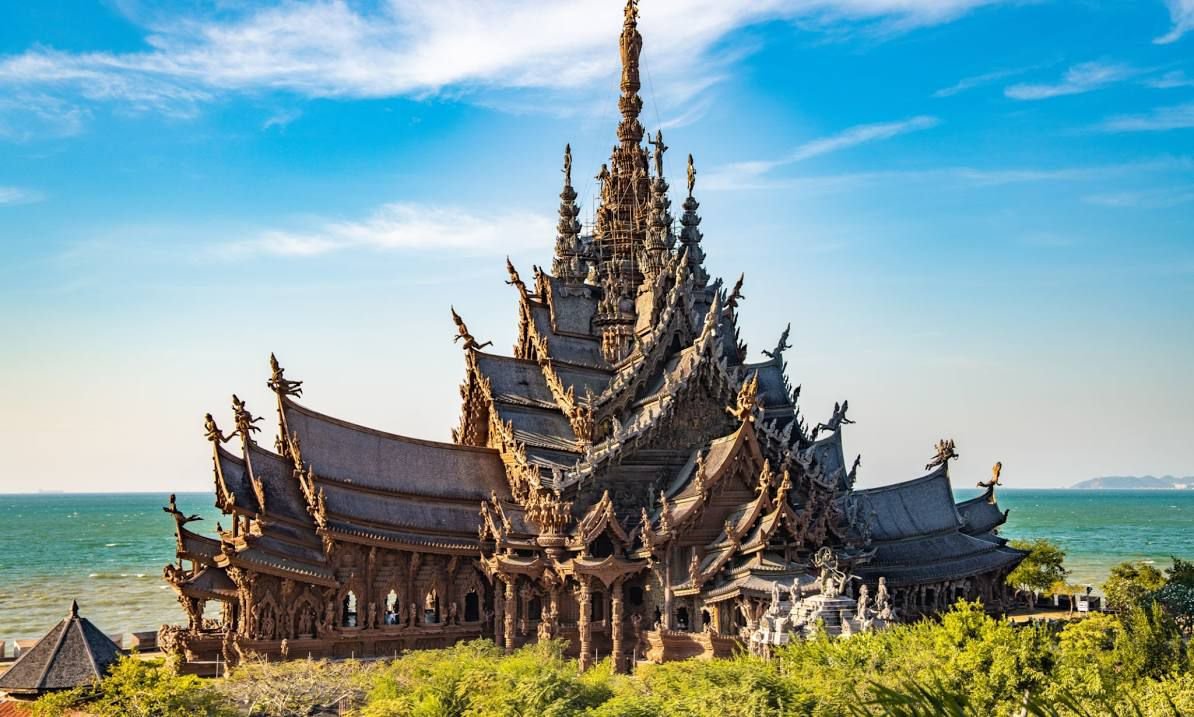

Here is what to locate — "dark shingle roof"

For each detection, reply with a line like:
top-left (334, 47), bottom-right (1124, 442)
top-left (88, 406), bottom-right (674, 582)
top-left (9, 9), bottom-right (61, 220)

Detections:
top-left (0, 603), bottom-right (121, 695)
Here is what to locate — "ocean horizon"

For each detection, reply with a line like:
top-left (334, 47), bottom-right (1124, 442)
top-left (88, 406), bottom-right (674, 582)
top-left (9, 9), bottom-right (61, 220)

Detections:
top-left (2, 489), bottom-right (1192, 645)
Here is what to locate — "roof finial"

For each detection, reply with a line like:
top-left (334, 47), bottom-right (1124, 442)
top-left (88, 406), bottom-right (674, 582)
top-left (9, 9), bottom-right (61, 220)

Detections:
top-left (552, 145), bottom-right (586, 283)
top-left (687, 153), bottom-right (696, 197)
top-left (617, 0), bottom-right (644, 146)
top-left (69, 600), bottom-right (79, 618)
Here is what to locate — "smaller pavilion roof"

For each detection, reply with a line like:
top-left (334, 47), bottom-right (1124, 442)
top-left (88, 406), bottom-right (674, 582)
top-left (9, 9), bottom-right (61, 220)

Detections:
top-left (0, 602), bottom-right (122, 696)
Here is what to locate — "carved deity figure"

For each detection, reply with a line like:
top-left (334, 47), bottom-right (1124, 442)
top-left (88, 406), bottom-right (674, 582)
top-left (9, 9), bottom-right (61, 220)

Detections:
top-left (505, 257), bottom-right (526, 293)
top-left (163, 494), bottom-right (204, 526)
top-left (925, 438), bottom-right (959, 470)
top-left (408, 601), bottom-right (418, 627)
top-left (856, 584), bottom-right (870, 620)
top-left (686, 154), bottom-right (697, 197)
top-left (267, 353), bottom-right (303, 398)
top-left (788, 580), bottom-right (802, 606)
top-left (978, 461), bottom-right (1003, 490)
top-left (450, 306), bottom-right (493, 351)
top-left (203, 413), bottom-right (233, 444)
top-left (761, 323), bottom-right (791, 359)
top-left (724, 273), bottom-right (745, 312)
top-left (231, 394), bottom-right (263, 440)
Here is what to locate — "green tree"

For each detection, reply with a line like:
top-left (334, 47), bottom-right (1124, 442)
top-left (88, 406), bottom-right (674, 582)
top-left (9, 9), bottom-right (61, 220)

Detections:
top-left (1006, 539), bottom-right (1069, 608)
top-left (1103, 561), bottom-right (1166, 612)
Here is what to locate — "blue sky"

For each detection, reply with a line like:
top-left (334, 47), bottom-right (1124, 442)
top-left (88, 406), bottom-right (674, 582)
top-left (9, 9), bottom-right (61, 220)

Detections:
top-left (0, 0), bottom-right (1191, 492)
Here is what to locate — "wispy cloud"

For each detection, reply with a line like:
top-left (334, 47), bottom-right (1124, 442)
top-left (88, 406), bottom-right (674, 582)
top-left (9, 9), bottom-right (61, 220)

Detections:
top-left (1145, 70), bottom-right (1194, 89)
top-left (1093, 101), bottom-right (1194, 132)
top-left (262, 109), bottom-right (301, 130)
top-left (933, 65), bottom-right (1036, 98)
top-left (1156, 0), bottom-right (1194, 44)
top-left (704, 115), bottom-right (939, 189)
top-left (0, 186), bottom-right (45, 205)
top-left (1083, 186), bottom-right (1194, 209)
top-left (702, 157), bottom-right (1194, 193)
top-left (1005, 61), bottom-right (1135, 100)
top-left (219, 202), bottom-right (553, 258)
top-left (0, 0), bottom-right (1016, 131)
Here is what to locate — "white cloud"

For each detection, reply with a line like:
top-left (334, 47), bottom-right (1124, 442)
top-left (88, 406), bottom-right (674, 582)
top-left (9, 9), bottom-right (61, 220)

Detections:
top-left (1084, 186), bottom-right (1194, 208)
top-left (704, 115), bottom-right (939, 189)
top-left (0, 0), bottom-right (1013, 124)
top-left (1094, 102), bottom-right (1194, 132)
top-left (933, 65), bottom-right (1036, 98)
top-left (1156, 0), bottom-right (1194, 44)
top-left (220, 202), bottom-right (554, 258)
top-left (1145, 70), bottom-right (1194, 89)
top-left (1005, 61), bottom-right (1135, 101)
top-left (0, 186), bottom-right (44, 205)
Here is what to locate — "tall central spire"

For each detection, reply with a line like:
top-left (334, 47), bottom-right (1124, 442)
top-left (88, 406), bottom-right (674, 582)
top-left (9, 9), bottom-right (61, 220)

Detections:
top-left (617, 0), bottom-right (644, 147)
top-left (593, 0), bottom-right (653, 364)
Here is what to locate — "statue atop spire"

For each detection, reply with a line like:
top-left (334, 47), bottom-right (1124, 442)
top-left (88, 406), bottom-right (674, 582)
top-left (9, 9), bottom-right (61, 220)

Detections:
top-left (680, 154), bottom-right (708, 287)
top-left (618, 0), bottom-right (644, 146)
top-left (552, 144), bottom-right (587, 283)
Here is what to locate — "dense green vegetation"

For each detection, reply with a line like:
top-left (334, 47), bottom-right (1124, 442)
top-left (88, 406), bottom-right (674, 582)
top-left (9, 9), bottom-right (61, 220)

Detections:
top-left (32, 596), bottom-right (1194, 717)
top-left (1006, 539), bottom-right (1070, 608)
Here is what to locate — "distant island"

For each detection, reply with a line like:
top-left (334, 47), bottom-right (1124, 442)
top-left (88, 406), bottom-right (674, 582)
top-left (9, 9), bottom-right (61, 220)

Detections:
top-left (1071, 475), bottom-right (1193, 490)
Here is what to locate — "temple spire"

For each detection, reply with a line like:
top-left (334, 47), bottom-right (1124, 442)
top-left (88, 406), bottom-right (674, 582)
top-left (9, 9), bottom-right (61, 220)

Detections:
top-left (680, 153), bottom-right (708, 287)
top-left (617, 0), bottom-right (644, 147)
top-left (552, 144), bottom-right (586, 283)
top-left (594, 0), bottom-right (652, 363)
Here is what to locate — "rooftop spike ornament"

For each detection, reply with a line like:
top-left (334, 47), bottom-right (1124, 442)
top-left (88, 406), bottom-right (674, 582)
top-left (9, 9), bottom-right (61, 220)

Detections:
top-left (680, 153), bottom-right (708, 286)
top-left (552, 145), bottom-right (586, 283)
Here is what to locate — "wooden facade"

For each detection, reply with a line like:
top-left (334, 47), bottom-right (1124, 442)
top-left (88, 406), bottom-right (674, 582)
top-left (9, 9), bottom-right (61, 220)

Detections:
top-left (161, 0), bottom-right (1024, 673)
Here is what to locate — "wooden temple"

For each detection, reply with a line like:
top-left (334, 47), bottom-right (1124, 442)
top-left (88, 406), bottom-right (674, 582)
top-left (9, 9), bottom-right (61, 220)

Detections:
top-left (160, 0), bottom-right (1024, 672)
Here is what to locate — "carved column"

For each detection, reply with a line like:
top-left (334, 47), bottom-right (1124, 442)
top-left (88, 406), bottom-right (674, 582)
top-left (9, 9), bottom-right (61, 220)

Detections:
top-left (610, 579), bottom-right (625, 672)
top-left (493, 577), bottom-right (505, 648)
top-left (661, 555), bottom-right (673, 630)
top-left (503, 576), bottom-right (516, 654)
top-left (576, 576), bottom-right (592, 670)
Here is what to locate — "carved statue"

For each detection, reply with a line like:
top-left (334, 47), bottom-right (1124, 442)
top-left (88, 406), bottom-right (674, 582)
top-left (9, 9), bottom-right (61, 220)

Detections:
top-left (814, 400), bottom-right (855, 436)
top-left (231, 394), bottom-right (263, 439)
top-left (596, 164), bottom-right (610, 191)
top-left (761, 323), bottom-right (791, 359)
top-left (876, 577), bottom-right (890, 609)
top-left (408, 601), bottom-right (418, 627)
top-left (267, 353), bottom-right (303, 398)
top-left (563, 144), bottom-right (573, 184)
top-left (367, 602), bottom-right (377, 630)
top-left (450, 306), bottom-right (493, 351)
top-left (856, 584), bottom-right (870, 619)
top-left (505, 257), bottom-right (526, 293)
top-left (689, 552), bottom-right (701, 584)
top-left (724, 273), bottom-right (745, 312)
top-left (686, 153), bottom-right (696, 197)
top-left (925, 438), bottom-right (959, 471)
top-left (978, 461), bottom-right (1003, 489)
top-left (163, 494), bottom-right (204, 526)
top-left (730, 372), bottom-right (760, 422)
top-left (769, 581), bottom-right (781, 614)
top-left (649, 129), bottom-right (668, 179)
top-left (203, 413), bottom-right (233, 444)
top-left (788, 580), bottom-right (802, 606)
top-left (448, 601), bottom-right (458, 625)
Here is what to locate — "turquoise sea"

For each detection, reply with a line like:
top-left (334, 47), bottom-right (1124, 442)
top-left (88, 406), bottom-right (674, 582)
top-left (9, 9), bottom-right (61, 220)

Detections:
top-left (2, 490), bottom-right (1193, 645)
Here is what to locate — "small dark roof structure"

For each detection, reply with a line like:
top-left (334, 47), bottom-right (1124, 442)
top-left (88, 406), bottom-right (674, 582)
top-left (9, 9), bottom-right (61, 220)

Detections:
top-left (0, 602), bottom-right (122, 696)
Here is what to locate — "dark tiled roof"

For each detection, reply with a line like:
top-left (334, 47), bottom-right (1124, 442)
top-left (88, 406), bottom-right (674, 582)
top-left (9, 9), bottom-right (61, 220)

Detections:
top-left (215, 445), bottom-right (260, 513)
top-left (956, 490), bottom-right (1009, 536)
top-left (743, 358), bottom-right (792, 411)
top-left (531, 304), bottom-right (608, 368)
top-left (0, 604), bottom-right (121, 695)
top-left (546, 277), bottom-right (599, 336)
top-left (855, 466), bottom-right (961, 541)
top-left (246, 444), bottom-right (310, 522)
top-left (493, 403), bottom-right (577, 452)
top-left (282, 398), bottom-right (509, 503)
top-left (474, 353), bottom-right (557, 408)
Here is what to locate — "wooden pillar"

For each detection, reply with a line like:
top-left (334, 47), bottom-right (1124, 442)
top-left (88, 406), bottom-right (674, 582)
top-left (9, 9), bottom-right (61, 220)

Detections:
top-left (610, 579), bottom-right (625, 672)
top-left (503, 576), bottom-right (516, 654)
top-left (577, 577), bottom-right (592, 670)
top-left (661, 555), bottom-right (673, 630)
top-left (493, 577), bottom-right (505, 647)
